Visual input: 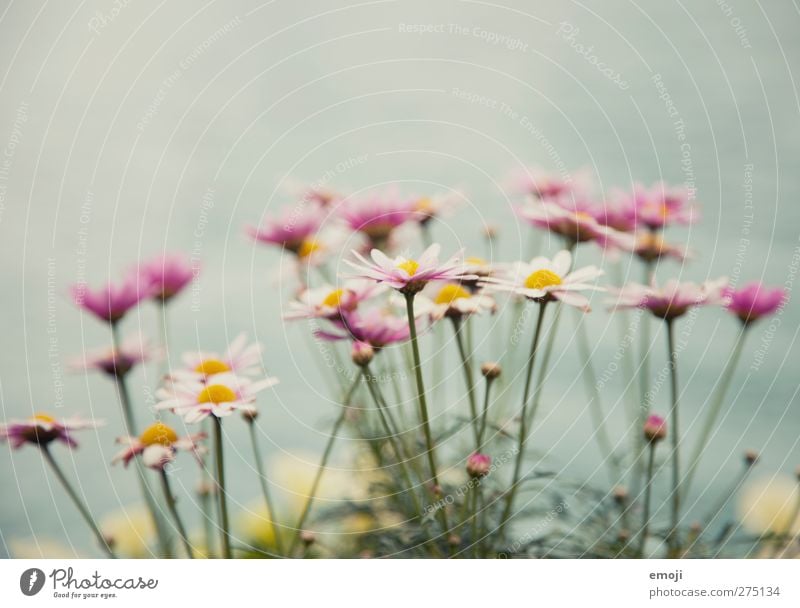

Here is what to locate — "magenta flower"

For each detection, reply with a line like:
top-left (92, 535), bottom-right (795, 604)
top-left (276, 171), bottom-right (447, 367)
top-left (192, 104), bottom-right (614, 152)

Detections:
top-left (0, 413), bottom-right (102, 449)
top-left (113, 421), bottom-right (206, 470)
top-left (139, 253), bottom-right (195, 302)
top-left (507, 167), bottom-right (591, 201)
top-left (283, 280), bottom-right (385, 321)
top-left (345, 243), bottom-right (476, 295)
top-left (338, 188), bottom-right (417, 247)
top-left (592, 190), bottom-right (638, 232)
top-left (466, 453), bottom-right (492, 478)
top-left (246, 202), bottom-right (326, 254)
top-left (609, 277), bottom-right (728, 320)
top-left (724, 282), bottom-right (786, 324)
top-left (627, 182), bottom-right (698, 230)
top-left (70, 273), bottom-right (146, 324)
top-left (516, 199), bottom-right (635, 250)
top-left (643, 414), bottom-right (667, 443)
top-left (68, 333), bottom-right (157, 378)
top-left (315, 307), bottom-right (411, 349)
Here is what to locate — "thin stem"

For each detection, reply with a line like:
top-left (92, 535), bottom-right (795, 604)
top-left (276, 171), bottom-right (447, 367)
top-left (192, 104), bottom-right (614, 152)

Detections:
top-left (247, 420), bottom-right (283, 555)
top-left (288, 376), bottom-right (360, 556)
top-left (683, 327), bottom-right (748, 498)
top-left (666, 319), bottom-right (681, 555)
top-left (470, 485), bottom-right (480, 558)
top-left (404, 292), bottom-right (450, 534)
top-left (637, 261), bottom-right (655, 467)
top-left (42, 446), bottom-right (116, 558)
top-left (213, 416), bottom-right (231, 559)
top-left (159, 469), bottom-right (194, 559)
top-left (477, 377), bottom-right (495, 448)
top-left (638, 443), bottom-right (657, 558)
top-left (498, 301), bottom-right (548, 539)
top-left (452, 317), bottom-right (479, 447)
top-left (524, 301), bottom-right (562, 430)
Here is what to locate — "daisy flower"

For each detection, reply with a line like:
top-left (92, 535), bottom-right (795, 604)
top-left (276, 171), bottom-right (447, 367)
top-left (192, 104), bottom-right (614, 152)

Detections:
top-left (338, 188), bottom-right (417, 248)
top-left (633, 232), bottom-right (689, 264)
top-left (246, 202), bottom-right (326, 255)
top-left (345, 243), bottom-right (476, 295)
top-left (412, 190), bottom-right (464, 225)
top-left (723, 282), bottom-right (786, 324)
top-left (592, 190), bottom-right (638, 232)
top-left (138, 253), bottom-right (196, 302)
top-left (283, 279), bottom-right (385, 321)
top-left (155, 372), bottom-right (278, 424)
top-left (315, 307), bottom-right (410, 349)
top-left (0, 413), bottom-right (102, 449)
top-left (628, 181), bottom-right (698, 230)
top-left (70, 273), bottom-right (146, 324)
top-left (507, 167), bottom-right (592, 201)
top-left (174, 332), bottom-right (264, 381)
top-left (68, 333), bottom-right (157, 378)
top-left (416, 282), bottom-right (496, 321)
top-left (609, 277), bottom-right (728, 320)
top-left (481, 250), bottom-right (604, 312)
top-left (113, 421), bottom-right (206, 470)
top-left (516, 199), bottom-right (635, 250)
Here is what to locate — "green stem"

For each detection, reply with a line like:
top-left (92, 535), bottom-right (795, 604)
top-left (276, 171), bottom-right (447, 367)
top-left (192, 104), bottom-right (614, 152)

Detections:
top-left (498, 301), bottom-right (548, 539)
top-left (213, 417), bottom-right (232, 558)
top-left (666, 319), bottom-right (681, 555)
top-left (159, 469), bottom-right (194, 559)
top-left (470, 485), bottom-right (480, 558)
top-left (638, 443), bottom-right (657, 558)
top-left (477, 377), bottom-right (495, 448)
top-left (288, 376), bottom-right (360, 556)
top-left (404, 292), bottom-right (450, 535)
top-left (452, 317), bottom-right (479, 447)
top-left (42, 446), bottom-right (116, 558)
top-left (524, 302), bottom-right (562, 430)
top-left (683, 327), bottom-right (748, 498)
top-left (247, 420), bottom-right (284, 555)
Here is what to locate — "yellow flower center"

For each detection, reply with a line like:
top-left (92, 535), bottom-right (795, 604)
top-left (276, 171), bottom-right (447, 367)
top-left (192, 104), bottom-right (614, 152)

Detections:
top-left (33, 413), bottom-right (55, 424)
top-left (416, 197), bottom-right (433, 213)
top-left (322, 289), bottom-right (345, 308)
top-left (524, 269), bottom-right (562, 290)
top-left (194, 359), bottom-right (231, 375)
top-left (574, 212), bottom-right (593, 221)
top-left (434, 284), bottom-right (471, 305)
top-left (465, 256), bottom-right (487, 266)
top-left (297, 238), bottom-right (321, 259)
top-left (139, 422), bottom-right (178, 446)
top-left (396, 259), bottom-right (419, 276)
top-left (198, 384), bottom-right (237, 404)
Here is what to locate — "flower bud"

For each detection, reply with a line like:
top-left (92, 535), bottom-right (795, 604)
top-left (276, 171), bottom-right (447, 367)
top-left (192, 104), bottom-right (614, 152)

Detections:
top-left (300, 530), bottom-right (316, 546)
top-left (241, 406), bottom-right (259, 422)
top-left (448, 534), bottom-right (461, 547)
top-left (466, 452), bottom-right (492, 478)
top-left (744, 449), bottom-right (759, 467)
top-left (351, 341), bottom-right (374, 367)
top-left (481, 361), bottom-right (502, 380)
top-left (643, 414), bottom-right (667, 443)
top-left (612, 485), bottom-right (628, 505)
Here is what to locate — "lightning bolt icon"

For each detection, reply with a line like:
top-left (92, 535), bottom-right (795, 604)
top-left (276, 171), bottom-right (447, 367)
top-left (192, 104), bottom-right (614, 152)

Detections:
top-left (28, 570), bottom-right (38, 591)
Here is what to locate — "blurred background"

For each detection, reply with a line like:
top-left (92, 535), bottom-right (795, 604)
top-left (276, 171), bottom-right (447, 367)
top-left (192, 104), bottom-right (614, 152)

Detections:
top-left (0, 0), bottom-right (798, 557)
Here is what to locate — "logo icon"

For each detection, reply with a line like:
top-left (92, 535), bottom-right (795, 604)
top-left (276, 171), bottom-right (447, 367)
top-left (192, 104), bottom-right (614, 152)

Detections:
top-left (20, 568), bottom-right (45, 596)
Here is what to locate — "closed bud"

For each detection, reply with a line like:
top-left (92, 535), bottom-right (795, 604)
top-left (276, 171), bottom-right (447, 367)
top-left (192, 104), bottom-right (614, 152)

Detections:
top-left (744, 449), bottom-right (759, 467)
top-left (241, 406), bottom-right (259, 422)
top-left (481, 361), bottom-right (502, 380)
top-left (300, 530), bottom-right (316, 546)
top-left (351, 341), bottom-right (374, 367)
top-left (643, 414), bottom-right (667, 443)
top-left (466, 452), bottom-right (492, 478)
top-left (612, 485), bottom-right (628, 505)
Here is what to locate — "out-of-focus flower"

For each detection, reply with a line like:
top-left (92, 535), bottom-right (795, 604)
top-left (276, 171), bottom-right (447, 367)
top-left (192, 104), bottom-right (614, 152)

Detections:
top-left (466, 453), bottom-right (491, 478)
top-left (70, 274), bottom-right (145, 324)
top-left (345, 243), bottom-right (476, 296)
top-left (643, 414), bottom-right (667, 443)
top-left (416, 282), bottom-right (496, 321)
top-left (10, 538), bottom-right (83, 559)
top-left (68, 333), bottom-right (157, 378)
top-left (100, 505), bottom-right (156, 558)
top-left (412, 191), bottom-right (463, 225)
top-left (315, 307), bottom-right (411, 349)
top-left (633, 232), bottom-right (689, 263)
top-left (112, 421), bottom-right (206, 470)
top-left (350, 341), bottom-right (375, 367)
top-left (480, 361), bottom-right (502, 380)
top-left (627, 182), bottom-right (698, 230)
top-left (516, 199), bottom-right (635, 250)
top-left (459, 256), bottom-right (498, 292)
top-left (592, 191), bottom-right (638, 232)
top-left (246, 202), bottom-right (326, 255)
top-left (155, 372), bottom-right (277, 424)
top-left (482, 250), bottom-right (604, 312)
top-left (507, 167), bottom-right (592, 201)
top-left (738, 475), bottom-right (800, 536)
top-left (236, 500), bottom-right (278, 549)
top-left (139, 253), bottom-right (195, 302)
top-left (283, 280), bottom-right (385, 321)
top-left (0, 413), bottom-right (101, 449)
top-left (338, 188), bottom-right (416, 248)
top-left (174, 333), bottom-right (263, 382)
top-left (609, 277), bottom-right (727, 320)
top-left (723, 282), bottom-right (786, 325)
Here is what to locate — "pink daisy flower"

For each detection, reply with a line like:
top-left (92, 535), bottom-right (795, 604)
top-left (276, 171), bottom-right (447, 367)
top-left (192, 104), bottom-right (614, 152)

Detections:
top-left (592, 190), bottom-right (638, 232)
top-left (627, 182), bottom-right (698, 230)
top-left (507, 167), bottom-right (592, 201)
top-left (412, 190), bottom-right (464, 225)
top-left (283, 279), bottom-right (385, 321)
top-left (344, 243), bottom-right (477, 295)
top-left (338, 188), bottom-right (417, 247)
top-left (138, 253), bottom-right (196, 302)
top-left (112, 421), bottom-right (206, 470)
top-left (246, 202), bottom-right (326, 255)
top-left (0, 413), bottom-right (102, 449)
top-left (516, 199), bottom-right (636, 250)
top-left (481, 250), bottom-right (604, 312)
top-left (173, 332), bottom-right (264, 382)
top-left (315, 307), bottom-right (411, 349)
top-left (633, 232), bottom-right (689, 264)
top-left (723, 282), bottom-right (786, 324)
top-left (70, 273), bottom-right (146, 324)
top-left (155, 372), bottom-right (278, 424)
top-left (68, 333), bottom-right (157, 378)
top-left (416, 282), bottom-right (496, 321)
top-left (609, 277), bottom-right (728, 320)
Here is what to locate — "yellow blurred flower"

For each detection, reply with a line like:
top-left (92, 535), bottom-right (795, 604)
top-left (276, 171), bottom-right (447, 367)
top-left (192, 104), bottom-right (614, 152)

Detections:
top-left (235, 499), bottom-right (277, 549)
top-left (99, 504), bottom-right (156, 558)
top-left (10, 538), bottom-right (83, 559)
top-left (738, 475), bottom-right (800, 535)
